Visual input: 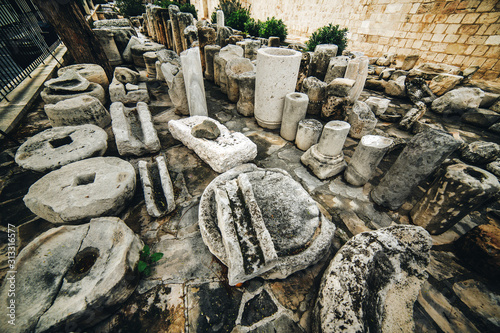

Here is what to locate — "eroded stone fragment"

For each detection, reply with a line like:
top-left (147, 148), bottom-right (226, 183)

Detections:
top-left (226, 57), bottom-right (254, 103)
top-left (347, 100), bottom-right (377, 139)
top-left (24, 157), bottom-right (136, 223)
top-left (41, 82), bottom-right (106, 105)
top-left (139, 155), bottom-right (176, 217)
top-left (295, 119), bottom-right (323, 151)
top-left (365, 96), bottom-right (390, 116)
top-left (215, 44), bottom-right (244, 94)
top-left (15, 125), bottom-right (107, 172)
top-left (58, 63), bottom-right (109, 90)
top-left (131, 41), bottom-right (165, 67)
top-left (461, 140), bottom-right (500, 164)
top-left (313, 225), bottom-right (432, 333)
top-left (204, 45), bottom-right (221, 81)
top-left (324, 56), bottom-right (349, 83)
top-left (301, 76), bottom-right (327, 115)
top-left (44, 95), bottom-right (110, 128)
top-left (236, 71), bottom-right (256, 116)
top-left (308, 44), bottom-right (338, 81)
top-left (45, 69), bottom-right (90, 92)
top-left (431, 87), bottom-right (484, 115)
top-left (115, 67), bottom-right (140, 84)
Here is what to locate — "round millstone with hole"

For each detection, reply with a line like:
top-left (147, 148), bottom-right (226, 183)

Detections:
top-left (15, 125), bottom-right (108, 172)
top-left (24, 157), bottom-right (136, 223)
top-left (0, 217), bottom-right (143, 332)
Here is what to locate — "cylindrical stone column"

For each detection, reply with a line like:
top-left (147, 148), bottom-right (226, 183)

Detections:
top-left (216, 10), bottom-right (224, 27)
top-left (301, 76), bottom-right (327, 115)
top-left (143, 51), bottom-right (158, 78)
top-left (236, 71), bottom-right (256, 116)
top-left (371, 129), bottom-right (460, 210)
top-left (317, 121), bottom-right (350, 157)
top-left (295, 119), bottom-right (323, 151)
top-left (198, 26), bottom-right (216, 74)
top-left (308, 44), bottom-right (338, 81)
top-left (344, 135), bottom-right (393, 186)
top-left (204, 45), bottom-right (220, 81)
top-left (226, 58), bottom-right (254, 103)
top-left (180, 47), bottom-right (208, 116)
top-left (131, 42), bottom-right (165, 67)
top-left (348, 56), bottom-right (369, 103)
top-left (254, 48), bottom-right (302, 129)
top-left (411, 164), bottom-right (500, 235)
top-left (280, 93), bottom-right (309, 141)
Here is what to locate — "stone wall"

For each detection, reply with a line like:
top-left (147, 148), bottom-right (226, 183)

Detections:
top-left (196, 0), bottom-right (500, 81)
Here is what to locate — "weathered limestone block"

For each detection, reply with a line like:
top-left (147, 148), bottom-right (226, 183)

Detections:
top-left (410, 62), bottom-right (462, 79)
top-left (94, 18), bottom-right (133, 28)
top-left (192, 119), bottom-right (221, 139)
top-left (198, 26), bottom-right (216, 74)
top-left (216, 26), bottom-right (232, 48)
top-left (365, 96), bottom-right (390, 116)
top-left (480, 92), bottom-right (500, 108)
top-left (401, 54), bottom-right (419, 70)
top-left (168, 5), bottom-right (182, 53)
top-left (131, 41), bottom-right (165, 67)
top-left (295, 119), bottom-right (323, 151)
top-left (308, 44), bottom-right (338, 81)
top-left (347, 100), bottom-right (377, 139)
top-left (199, 164), bottom-right (335, 285)
top-left (184, 24), bottom-right (198, 49)
top-left (301, 76), bottom-right (327, 115)
top-left (41, 82), bottom-right (106, 105)
top-left (110, 78), bottom-right (149, 104)
top-left (313, 225), bottom-right (432, 333)
top-left (301, 121), bottom-right (350, 179)
top-left (180, 47), bottom-right (208, 116)
top-left (24, 157), bottom-right (136, 223)
top-left (280, 92), bottom-right (309, 141)
top-left (236, 71), bottom-right (256, 116)
top-left (168, 116), bottom-right (257, 173)
top-left (143, 51), bottom-right (158, 78)
top-left (204, 45), bottom-right (221, 81)
top-left (347, 56), bottom-right (369, 103)
top-left (226, 57), bottom-right (254, 103)
top-left (255, 48), bottom-right (302, 129)
top-left (244, 39), bottom-right (261, 61)
top-left (428, 73), bottom-right (463, 96)
top-left (411, 164), bottom-right (500, 235)
top-left (44, 95), bottom-right (110, 128)
top-left (344, 135), bottom-right (393, 186)
top-left (45, 69), bottom-right (89, 92)
top-left (215, 45), bottom-right (244, 94)
top-left (399, 101), bottom-right (427, 131)
top-left (114, 66), bottom-right (140, 84)
top-left (321, 95), bottom-right (349, 120)
top-left (432, 87), bottom-right (485, 115)
top-left (371, 129), bottom-right (460, 210)
top-left (296, 51), bottom-right (311, 92)
top-left (0, 217), bottom-right (142, 332)
top-left (93, 29), bottom-right (122, 65)
top-left (122, 35), bottom-right (142, 63)
top-left (178, 12), bottom-right (195, 51)
top-left (462, 109), bottom-right (500, 128)
top-left (326, 78), bottom-right (355, 97)
top-left (110, 102), bottom-right (160, 156)
top-left (15, 125), bottom-right (107, 172)
top-left (58, 63), bottom-right (109, 90)
top-left (461, 140), bottom-right (500, 164)
top-left (139, 155), bottom-right (176, 217)
top-left (268, 36), bottom-right (280, 47)
top-left (380, 68), bottom-right (395, 80)
top-left (151, 7), bottom-right (169, 46)
top-left (227, 34), bottom-right (244, 45)
top-left (98, 26), bottom-right (137, 55)
top-left (376, 52), bottom-right (396, 66)
top-left (324, 56), bottom-right (349, 83)
top-left (385, 75), bottom-right (406, 97)
top-left (160, 57), bottom-right (189, 115)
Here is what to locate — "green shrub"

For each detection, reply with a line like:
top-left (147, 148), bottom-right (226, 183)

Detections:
top-left (211, 0), bottom-right (251, 31)
top-left (116, 0), bottom-right (145, 17)
top-left (306, 24), bottom-right (348, 54)
top-left (226, 8), bottom-right (251, 31)
top-left (244, 17), bottom-right (261, 37)
top-left (259, 17), bottom-right (287, 42)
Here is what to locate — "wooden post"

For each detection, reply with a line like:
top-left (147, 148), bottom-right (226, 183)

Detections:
top-left (31, 0), bottom-right (113, 80)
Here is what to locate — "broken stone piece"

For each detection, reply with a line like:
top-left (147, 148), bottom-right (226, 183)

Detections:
top-left (375, 52), bottom-right (396, 66)
top-left (122, 35), bottom-right (142, 63)
top-left (324, 56), bottom-right (349, 83)
top-left (410, 62), bottom-right (462, 79)
top-left (405, 77), bottom-right (437, 105)
top-left (411, 163), bottom-right (500, 235)
top-left (168, 116), bottom-right (257, 173)
top-left (45, 69), bottom-right (90, 92)
top-left (347, 100), bottom-right (377, 139)
top-left (400, 54), bottom-right (419, 70)
top-left (301, 76), bottom-right (327, 115)
top-left (214, 44), bottom-right (244, 94)
top-left (365, 96), bottom-right (390, 116)
top-left (204, 44), bottom-right (221, 81)
top-left (399, 101), bottom-right (427, 131)
top-left (326, 78), bottom-right (355, 97)
top-left (114, 66), bottom-right (140, 84)
top-left (180, 47), bottom-right (209, 116)
top-left (131, 41), bottom-right (165, 67)
top-left (93, 29), bottom-right (123, 65)
top-left (0, 217), bottom-right (142, 332)
top-left (347, 56), bottom-right (369, 103)
top-left (44, 95), bottom-right (110, 128)
top-left (109, 77), bottom-right (150, 104)
top-left (138, 155), bottom-right (176, 217)
top-left (41, 82), bottom-right (106, 105)
top-left (226, 57), bottom-right (254, 103)
top-left (313, 225), bottom-right (432, 333)
top-left (428, 73), bottom-right (463, 96)
top-left (236, 71), bottom-right (256, 117)
top-left (308, 44), bottom-right (338, 81)
top-left (58, 63), bottom-right (109, 90)
top-left (295, 119), bottom-right (323, 151)
top-left (15, 125), bottom-right (107, 172)
top-left (280, 92), bottom-right (309, 142)
top-left (461, 140), bottom-right (500, 164)
top-left (461, 109), bottom-right (500, 128)
top-left (199, 164), bottom-right (335, 285)
top-left (431, 87), bottom-right (484, 115)
top-left (384, 75), bottom-right (406, 97)
top-left (24, 157), bottom-right (136, 223)
top-left (191, 119), bottom-right (221, 139)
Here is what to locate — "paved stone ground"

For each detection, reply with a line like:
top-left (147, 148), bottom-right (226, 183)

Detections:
top-left (0, 71), bottom-right (499, 332)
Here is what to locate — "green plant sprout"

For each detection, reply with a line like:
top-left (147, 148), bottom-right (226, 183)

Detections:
top-left (138, 244), bottom-right (163, 277)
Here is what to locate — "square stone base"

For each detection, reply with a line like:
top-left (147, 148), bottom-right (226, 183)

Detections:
top-left (301, 145), bottom-right (346, 180)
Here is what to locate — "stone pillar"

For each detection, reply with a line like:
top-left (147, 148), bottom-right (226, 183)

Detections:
top-left (198, 26), bottom-right (216, 75)
top-left (344, 135), bottom-right (393, 186)
top-left (254, 47), bottom-right (302, 129)
top-left (296, 51), bottom-right (311, 92)
top-left (151, 7), bottom-right (168, 46)
top-left (371, 129), bottom-right (460, 210)
top-left (411, 164), bottom-right (500, 235)
top-left (215, 45), bottom-right (244, 95)
top-left (301, 121), bottom-right (350, 179)
top-left (226, 58), bottom-right (254, 103)
top-left (236, 71), bottom-right (256, 116)
top-left (324, 56), bottom-right (349, 83)
top-left (204, 45), bottom-right (220, 81)
top-left (280, 92), bottom-right (309, 141)
top-left (348, 56), bottom-right (369, 103)
top-left (143, 51), bottom-right (158, 78)
top-left (93, 29), bottom-right (122, 65)
top-left (180, 47), bottom-right (208, 116)
top-left (216, 26), bottom-right (232, 47)
top-left (216, 10), bottom-right (224, 27)
top-left (168, 5), bottom-right (182, 54)
top-left (161, 12), bottom-right (173, 49)
top-left (146, 5), bottom-right (157, 41)
top-left (295, 119), bottom-right (323, 151)
top-left (178, 13), bottom-right (194, 53)
top-left (244, 40), bottom-right (261, 61)
top-left (308, 44), bottom-right (338, 81)
top-left (301, 76), bottom-right (327, 115)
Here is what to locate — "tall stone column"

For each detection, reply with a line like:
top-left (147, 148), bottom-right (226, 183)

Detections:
top-left (347, 56), bottom-right (369, 103)
top-left (411, 164), bottom-right (500, 234)
top-left (168, 5), bottom-right (182, 54)
top-left (237, 71), bottom-right (256, 116)
top-left (204, 45), bottom-right (221, 81)
top-left (180, 47), bottom-right (208, 116)
top-left (371, 129), bottom-right (460, 210)
top-left (254, 48), bottom-right (302, 129)
top-left (308, 44), bottom-right (338, 81)
top-left (216, 10), bottom-right (224, 27)
top-left (226, 58), bottom-right (254, 103)
top-left (198, 26), bottom-right (216, 74)
top-left (178, 13), bottom-right (195, 52)
top-left (344, 135), bottom-right (393, 186)
top-left (93, 29), bottom-right (122, 65)
top-left (280, 93), bottom-right (309, 141)
top-left (301, 121), bottom-right (350, 179)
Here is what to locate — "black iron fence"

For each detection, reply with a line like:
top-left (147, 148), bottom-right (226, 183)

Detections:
top-left (0, 0), bottom-right (61, 102)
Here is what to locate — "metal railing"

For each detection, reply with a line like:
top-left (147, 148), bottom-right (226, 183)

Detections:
top-left (0, 0), bottom-right (62, 102)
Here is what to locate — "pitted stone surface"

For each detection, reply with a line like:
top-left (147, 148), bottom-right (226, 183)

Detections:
top-left (41, 82), bottom-right (106, 105)
top-left (199, 164), bottom-right (335, 284)
top-left (24, 157), bottom-right (136, 223)
top-left (58, 63), bottom-right (109, 90)
top-left (44, 69), bottom-right (90, 92)
top-left (0, 217), bottom-right (142, 333)
top-left (168, 116), bottom-right (257, 173)
top-left (43, 95), bottom-right (111, 128)
top-left (313, 225), bottom-right (432, 333)
top-left (15, 125), bottom-right (107, 172)
top-left (431, 87), bottom-right (485, 115)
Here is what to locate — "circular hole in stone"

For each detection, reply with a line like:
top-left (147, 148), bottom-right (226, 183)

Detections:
top-left (70, 247), bottom-right (99, 276)
top-left (464, 167), bottom-right (485, 182)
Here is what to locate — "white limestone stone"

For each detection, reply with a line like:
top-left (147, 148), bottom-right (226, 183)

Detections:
top-left (180, 47), bottom-right (208, 116)
top-left (110, 102), bottom-right (160, 156)
top-left (109, 77), bottom-right (150, 104)
top-left (365, 96), bottom-right (391, 116)
top-left (168, 116), bottom-right (257, 173)
top-left (215, 45), bottom-right (244, 94)
top-left (216, 10), bottom-right (224, 28)
top-left (122, 35), bottom-right (142, 63)
top-left (24, 157), bottom-right (136, 223)
top-left (139, 155), bottom-right (176, 217)
top-left (254, 47), bottom-right (302, 129)
top-left (204, 45), bottom-right (221, 81)
top-left (280, 92), bottom-right (309, 141)
top-left (344, 135), bottom-right (393, 186)
top-left (347, 100), bottom-right (378, 139)
top-left (15, 125), bottom-right (107, 172)
top-left (348, 56), bottom-right (369, 102)
top-left (114, 67), bottom-right (140, 84)
top-left (42, 81), bottom-right (106, 105)
top-left (295, 119), bottom-right (323, 151)
top-left (161, 62), bottom-right (189, 115)
top-left (324, 56), bottom-right (350, 83)
top-left (236, 71), bottom-right (256, 116)
top-left (44, 95), bottom-right (110, 128)
top-left (58, 64), bottom-right (109, 90)
top-left (226, 57), bottom-right (254, 103)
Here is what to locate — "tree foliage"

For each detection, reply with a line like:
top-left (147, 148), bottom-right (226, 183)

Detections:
top-left (306, 24), bottom-right (348, 53)
top-left (116, 0), bottom-right (145, 17)
top-left (259, 17), bottom-right (287, 42)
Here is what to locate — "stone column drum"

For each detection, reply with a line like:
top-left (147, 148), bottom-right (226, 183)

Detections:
top-left (301, 121), bottom-right (351, 179)
top-left (204, 45), bottom-right (220, 81)
top-left (308, 44), bottom-right (338, 81)
top-left (280, 92), bottom-right (309, 141)
top-left (226, 57), bottom-right (254, 103)
top-left (410, 164), bottom-right (500, 235)
top-left (344, 135), bottom-right (393, 186)
top-left (371, 129), bottom-right (460, 210)
top-left (236, 71), bottom-right (256, 116)
top-left (295, 119), bottom-right (323, 151)
top-left (180, 47), bottom-right (208, 116)
top-left (254, 48), bottom-right (302, 129)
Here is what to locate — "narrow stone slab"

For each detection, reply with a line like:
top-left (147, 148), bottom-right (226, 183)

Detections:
top-left (24, 157), bottom-right (136, 223)
top-left (139, 155), bottom-right (176, 217)
top-left (168, 116), bottom-right (257, 173)
top-left (15, 125), bottom-right (107, 172)
top-left (110, 102), bottom-right (161, 156)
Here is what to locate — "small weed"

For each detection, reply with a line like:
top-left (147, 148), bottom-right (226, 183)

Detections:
top-left (138, 244), bottom-right (164, 277)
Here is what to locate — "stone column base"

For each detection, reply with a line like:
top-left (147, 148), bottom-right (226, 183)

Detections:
top-left (301, 144), bottom-right (346, 179)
